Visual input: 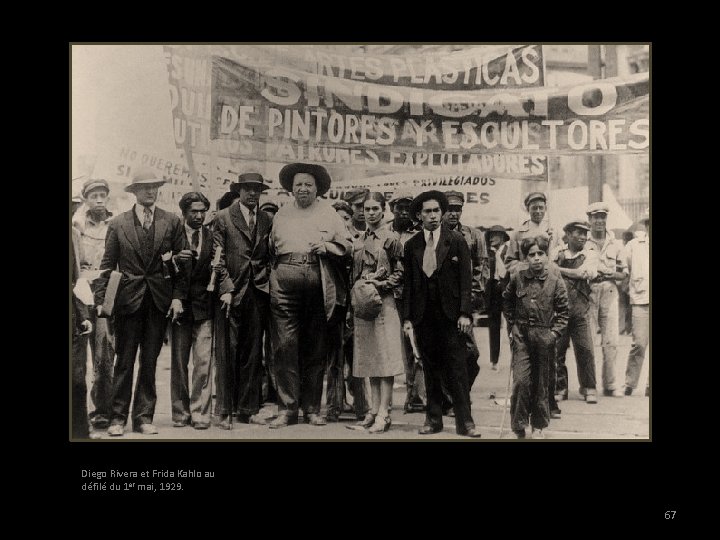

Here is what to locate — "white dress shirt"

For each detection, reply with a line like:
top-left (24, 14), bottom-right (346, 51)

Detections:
top-left (134, 203), bottom-right (155, 225)
top-left (238, 200), bottom-right (256, 228)
top-left (184, 223), bottom-right (202, 257)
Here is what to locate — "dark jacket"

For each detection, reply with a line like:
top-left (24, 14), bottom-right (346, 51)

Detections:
top-left (213, 202), bottom-right (271, 305)
top-left (94, 207), bottom-right (185, 315)
top-left (172, 225), bottom-right (214, 321)
top-left (502, 264), bottom-right (569, 336)
top-left (402, 226), bottom-right (472, 325)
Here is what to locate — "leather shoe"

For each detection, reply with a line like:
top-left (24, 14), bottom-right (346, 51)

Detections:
top-left (173, 419), bottom-right (191, 428)
top-left (459, 428), bottom-right (482, 438)
top-left (192, 421), bottom-right (210, 430)
top-left (107, 424), bottom-right (124, 437)
top-left (88, 431), bottom-right (103, 440)
top-left (624, 386), bottom-right (633, 396)
top-left (418, 424), bottom-right (442, 435)
top-left (269, 413), bottom-right (298, 429)
top-left (513, 429), bottom-right (526, 439)
top-left (550, 408), bottom-right (562, 419)
top-left (304, 413), bottom-right (327, 426)
top-left (135, 424), bottom-right (159, 435)
top-left (217, 415), bottom-right (233, 430)
top-left (531, 428), bottom-right (545, 439)
top-left (585, 393), bottom-right (597, 404)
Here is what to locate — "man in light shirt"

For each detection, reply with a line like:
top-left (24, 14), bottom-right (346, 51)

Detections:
top-left (73, 178), bottom-right (115, 432)
top-left (585, 202), bottom-right (627, 397)
top-left (268, 163), bottom-right (353, 429)
top-left (622, 209), bottom-right (650, 396)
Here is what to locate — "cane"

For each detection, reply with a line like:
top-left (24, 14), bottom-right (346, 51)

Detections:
top-left (498, 334), bottom-right (514, 439)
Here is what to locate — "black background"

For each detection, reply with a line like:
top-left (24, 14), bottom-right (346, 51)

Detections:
top-left (38, 15), bottom-right (693, 525)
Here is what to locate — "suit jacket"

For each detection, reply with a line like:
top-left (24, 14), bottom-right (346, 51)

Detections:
top-left (214, 202), bottom-right (271, 306)
top-left (402, 226), bottom-right (472, 325)
top-left (94, 207), bottom-right (184, 315)
top-left (172, 225), bottom-right (214, 321)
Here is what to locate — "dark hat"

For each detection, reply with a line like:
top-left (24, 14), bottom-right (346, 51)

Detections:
top-left (481, 224), bottom-right (513, 243)
top-left (230, 172), bottom-right (270, 193)
top-left (259, 201), bottom-right (279, 213)
top-left (216, 191), bottom-right (240, 210)
top-left (331, 200), bottom-right (353, 214)
top-left (445, 190), bottom-right (465, 205)
top-left (523, 191), bottom-right (547, 208)
top-left (410, 190), bottom-right (448, 217)
top-left (124, 167), bottom-right (167, 192)
top-left (343, 187), bottom-right (370, 204)
top-left (388, 191), bottom-right (414, 210)
top-left (586, 201), bottom-right (610, 215)
top-left (279, 163), bottom-right (332, 196)
top-left (82, 178), bottom-right (110, 197)
top-left (563, 220), bottom-right (591, 233)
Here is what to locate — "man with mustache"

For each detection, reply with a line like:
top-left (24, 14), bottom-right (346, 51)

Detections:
top-left (212, 173), bottom-right (273, 429)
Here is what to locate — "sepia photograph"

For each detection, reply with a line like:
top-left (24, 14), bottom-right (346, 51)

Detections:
top-left (70, 43), bottom-right (650, 441)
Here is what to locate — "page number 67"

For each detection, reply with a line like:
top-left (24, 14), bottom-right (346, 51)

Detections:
top-left (665, 511), bottom-right (677, 520)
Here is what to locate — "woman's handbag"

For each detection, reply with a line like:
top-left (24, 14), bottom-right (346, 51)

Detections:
top-left (350, 280), bottom-right (382, 320)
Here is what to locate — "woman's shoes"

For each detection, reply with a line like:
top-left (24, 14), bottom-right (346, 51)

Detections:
top-left (358, 412), bottom-right (377, 428)
top-left (367, 415), bottom-right (391, 433)
top-left (346, 412), bottom-right (376, 431)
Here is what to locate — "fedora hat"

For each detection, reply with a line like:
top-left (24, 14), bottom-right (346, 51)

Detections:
top-left (410, 190), bottom-right (448, 217)
top-left (230, 172), bottom-right (270, 193)
top-left (124, 167), bottom-right (167, 192)
top-left (481, 224), bottom-right (513, 244)
top-left (279, 163), bottom-right (332, 196)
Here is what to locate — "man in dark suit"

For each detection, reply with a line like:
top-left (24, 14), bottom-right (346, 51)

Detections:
top-left (212, 173), bottom-right (272, 429)
top-left (94, 167), bottom-right (184, 436)
top-left (402, 190), bottom-right (481, 438)
top-left (168, 192), bottom-right (214, 430)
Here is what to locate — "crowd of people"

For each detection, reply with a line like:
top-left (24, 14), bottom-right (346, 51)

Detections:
top-left (71, 164), bottom-right (650, 439)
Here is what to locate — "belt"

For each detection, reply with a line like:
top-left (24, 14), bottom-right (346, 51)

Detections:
top-left (590, 276), bottom-right (615, 284)
top-left (276, 252), bottom-right (319, 265)
top-left (515, 319), bottom-right (552, 328)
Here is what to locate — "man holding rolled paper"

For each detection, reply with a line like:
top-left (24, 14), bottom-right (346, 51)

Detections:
top-left (94, 167), bottom-right (184, 436)
top-left (167, 192), bottom-right (215, 430)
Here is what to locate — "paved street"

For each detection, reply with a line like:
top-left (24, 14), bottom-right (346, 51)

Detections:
top-left (85, 322), bottom-right (649, 441)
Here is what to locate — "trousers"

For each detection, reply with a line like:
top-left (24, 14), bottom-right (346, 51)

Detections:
top-left (270, 263), bottom-right (328, 416)
top-left (510, 324), bottom-right (554, 432)
top-left (171, 318), bottom-right (213, 424)
top-left (589, 281), bottom-right (619, 391)
top-left (625, 304), bottom-right (649, 390)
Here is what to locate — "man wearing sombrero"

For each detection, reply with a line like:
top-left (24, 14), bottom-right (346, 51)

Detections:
top-left (94, 167), bottom-right (184, 436)
top-left (268, 163), bottom-right (353, 428)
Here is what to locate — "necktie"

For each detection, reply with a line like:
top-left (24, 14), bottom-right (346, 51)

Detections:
top-left (248, 209), bottom-right (255, 235)
top-left (142, 207), bottom-right (152, 231)
top-left (422, 231), bottom-right (437, 277)
top-left (191, 229), bottom-right (199, 251)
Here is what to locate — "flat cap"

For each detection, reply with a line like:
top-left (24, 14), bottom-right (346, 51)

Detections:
top-left (563, 220), bottom-right (591, 233)
top-left (524, 191), bottom-right (547, 208)
top-left (389, 191), bottom-right (414, 209)
top-left (586, 201), bottom-right (610, 215)
top-left (343, 188), bottom-right (370, 204)
top-left (445, 190), bottom-right (465, 204)
top-left (82, 178), bottom-right (110, 197)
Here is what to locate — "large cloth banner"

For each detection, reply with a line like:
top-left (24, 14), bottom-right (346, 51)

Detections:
top-left (162, 45), bottom-right (648, 226)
